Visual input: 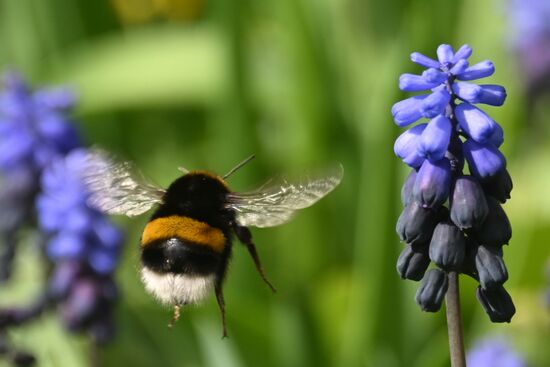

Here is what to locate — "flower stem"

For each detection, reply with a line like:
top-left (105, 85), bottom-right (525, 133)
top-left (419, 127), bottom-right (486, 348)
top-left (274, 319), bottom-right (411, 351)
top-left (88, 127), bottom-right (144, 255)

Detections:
top-left (446, 271), bottom-right (466, 367)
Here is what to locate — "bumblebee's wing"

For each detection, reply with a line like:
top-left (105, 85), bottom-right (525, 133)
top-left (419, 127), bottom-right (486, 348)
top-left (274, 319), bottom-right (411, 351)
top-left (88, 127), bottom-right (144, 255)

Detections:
top-left (225, 165), bottom-right (343, 228)
top-left (82, 149), bottom-right (166, 217)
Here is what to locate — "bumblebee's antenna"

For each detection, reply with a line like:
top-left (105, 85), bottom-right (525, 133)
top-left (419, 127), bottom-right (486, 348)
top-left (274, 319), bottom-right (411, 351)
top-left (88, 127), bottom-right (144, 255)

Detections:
top-left (223, 154), bottom-right (255, 180)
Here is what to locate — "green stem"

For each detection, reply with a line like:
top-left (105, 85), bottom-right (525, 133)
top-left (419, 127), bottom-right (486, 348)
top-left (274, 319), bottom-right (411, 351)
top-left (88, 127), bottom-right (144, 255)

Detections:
top-left (445, 272), bottom-right (466, 367)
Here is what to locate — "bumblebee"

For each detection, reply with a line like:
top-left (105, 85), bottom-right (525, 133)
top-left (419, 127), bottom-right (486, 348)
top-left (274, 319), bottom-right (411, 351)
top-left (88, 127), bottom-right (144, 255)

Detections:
top-left (82, 150), bottom-right (342, 336)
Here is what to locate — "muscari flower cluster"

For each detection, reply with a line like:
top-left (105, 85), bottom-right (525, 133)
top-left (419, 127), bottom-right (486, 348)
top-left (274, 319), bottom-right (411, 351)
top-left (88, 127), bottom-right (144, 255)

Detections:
top-left (392, 44), bottom-right (515, 322)
top-left (0, 73), bottom-right (123, 366)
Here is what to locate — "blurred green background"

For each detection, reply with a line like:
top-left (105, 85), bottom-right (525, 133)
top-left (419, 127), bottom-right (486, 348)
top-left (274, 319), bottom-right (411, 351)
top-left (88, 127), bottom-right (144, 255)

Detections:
top-left (0, 0), bottom-right (549, 366)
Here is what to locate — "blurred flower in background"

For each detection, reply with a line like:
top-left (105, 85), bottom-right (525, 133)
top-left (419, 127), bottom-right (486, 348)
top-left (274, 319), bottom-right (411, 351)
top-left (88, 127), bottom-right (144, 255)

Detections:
top-left (393, 44), bottom-right (515, 322)
top-left (508, 0), bottom-right (550, 103)
top-left (467, 338), bottom-right (526, 367)
top-left (0, 73), bottom-right (124, 366)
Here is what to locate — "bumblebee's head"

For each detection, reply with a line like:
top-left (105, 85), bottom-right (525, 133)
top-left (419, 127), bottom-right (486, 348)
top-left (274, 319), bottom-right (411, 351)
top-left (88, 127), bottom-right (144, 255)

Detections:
top-left (163, 171), bottom-right (229, 213)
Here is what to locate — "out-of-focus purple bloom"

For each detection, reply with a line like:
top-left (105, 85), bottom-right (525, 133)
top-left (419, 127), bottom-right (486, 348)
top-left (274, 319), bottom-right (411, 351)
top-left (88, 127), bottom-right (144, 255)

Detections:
top-left (467, 338), bottom-right (526, 367)
top-left (0, 73), bottom-right (125, 363)
top-left (508, 0), bottom-right (550, 100)
top-left (0, 72), bottom-right (79, 173)
top-left (392, 45), bottom-right (514, 321)
top-left (37, 149), bottom-right (123, 275)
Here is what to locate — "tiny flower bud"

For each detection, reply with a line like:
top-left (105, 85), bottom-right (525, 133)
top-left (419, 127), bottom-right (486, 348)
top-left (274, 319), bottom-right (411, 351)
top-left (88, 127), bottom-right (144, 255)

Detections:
top-left (417, 115), bottom-right (452, 161)
top-left (452, 45), bottom-right (473, 63)
top-left (450, 175), bottom-right (489, 229)
top-left (452, 83), bottom-right (507, 106)
top-left (449, 59), bottom-right (469, 75)
top-left (394, 124), bottom-right (427, 168)
top-left (410, 52), bottom-right (440, 69)
top-left (399, 72), bottom-right (442, 91)
top-left (488, 122), bottom-right (504, 147)
top-left (436, 44), bottom-right (454, 64)
top-left (473, 197), bottom-right (512, 246)
top-left (456, 60), bottom-right (495, 81)
top-left (401, 169), bottom-right (417, 206)
top-left (420, 89), bottom-right (451, 118)
top-left (429, 220), bottom-right (466, 271)
top-left (455, 103), bottom-right (496, 143)
top-left (481, 168), bottom-right (513, 203)
top-left (415, 268), bottom-right (449, 312)
top-left (463, 139), bottom-right (506, 179)
top-left (391, 95), bottom-right (428, 127)
top-left (397, 244), bottom-right (430, 281)
top-left (475, 245), bottom-right (508, 289)
top-left (476, 285), bottom-right (515, 323)
top-left (413, 158), bottom-right (452, 209)
top-left (396, 201), bottom-right (438, 246)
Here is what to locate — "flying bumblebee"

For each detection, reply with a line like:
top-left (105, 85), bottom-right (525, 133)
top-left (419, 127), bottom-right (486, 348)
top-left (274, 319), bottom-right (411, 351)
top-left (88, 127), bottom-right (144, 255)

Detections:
top-left (82, 150), bottom-right (343, 336)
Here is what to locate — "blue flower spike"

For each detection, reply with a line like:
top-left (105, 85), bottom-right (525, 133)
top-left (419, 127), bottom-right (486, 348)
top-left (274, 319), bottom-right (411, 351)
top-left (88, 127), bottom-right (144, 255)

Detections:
top-left (0, 72), bottom-right (125, 363)
top-left (392, 44), bottom-right (515, 322)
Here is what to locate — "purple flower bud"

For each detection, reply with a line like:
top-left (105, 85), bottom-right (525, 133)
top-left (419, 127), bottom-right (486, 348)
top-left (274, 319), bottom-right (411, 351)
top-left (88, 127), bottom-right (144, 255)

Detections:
top-left (401, 169), bottom-right (417, 206)
top-left (399, 71), bottom-right (444, 92)
top-left (413, 158), bottom-right (452, 209)
top-left (475, 245), bottom-right (508, 289)
top-left (423, 68), bottom-right (447, 83)
top-left (394, 124), bottom-right (427, 168)
top-left (488, 122), bottom-right (504, 147)
top-left (410, 52), bottom-right (440, 69)
top-left (396, 201), bottom-right (438, 246)
top-left (417, 115), bottom-right (452, 161)
top-left (450, 175), bottom-right (489, 229)
top-left (473, 197), bottom-right (512, 247)
top-left (456, 60), bottom-right (495, 81)
top-left (61, 279), bottom-right (101, 330)
top-left (429, 220), bottom-right (466, 271)
top-left (481, 168), bottom-right (513, 203)
top-left (48, 261), bottom-right (82, 300)
top-left (391, 95), bottom-right (428, 127)
top-left (455, 103), bottom-right (496, 143)
top-left (476, 285), bottom-right (515, 322)
top-left (463, 139), bottom-right (506, 179)
top-left (415, 268), bottom-right (449, 312)
top-left (452, 83), bottom-right (507, 106)
top-left (446, 136), bottom-right (465, 174)
top-left (396, 244), bottom-right (430, 281)
top-left (420, 89), bottom-right (451, 118)
top-left (452, 44), bottom-right (473, 63)
top-left (437, 44), bottom-right (454, 64)
top-left (449, 59), bottom-right (469, 75)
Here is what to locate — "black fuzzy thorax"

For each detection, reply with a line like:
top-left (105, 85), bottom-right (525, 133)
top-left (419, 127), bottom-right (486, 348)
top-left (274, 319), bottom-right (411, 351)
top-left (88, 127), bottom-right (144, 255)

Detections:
top-left (151, 172), bottom-right (234, 235)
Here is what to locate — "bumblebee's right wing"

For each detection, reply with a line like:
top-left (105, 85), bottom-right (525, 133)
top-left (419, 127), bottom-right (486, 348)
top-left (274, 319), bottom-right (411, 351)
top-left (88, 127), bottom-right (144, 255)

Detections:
top-left (82, 149), bottom-right (166, 217)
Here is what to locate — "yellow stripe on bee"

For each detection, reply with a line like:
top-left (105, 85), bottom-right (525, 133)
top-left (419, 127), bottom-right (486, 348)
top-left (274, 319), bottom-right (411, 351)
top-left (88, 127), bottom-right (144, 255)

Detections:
top-left (141, 216), bottom-right (226, 252)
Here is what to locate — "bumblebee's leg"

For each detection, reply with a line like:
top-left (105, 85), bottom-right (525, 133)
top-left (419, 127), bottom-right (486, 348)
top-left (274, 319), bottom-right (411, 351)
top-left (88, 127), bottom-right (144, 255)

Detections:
top-left (233, 225), bottom-right (276, 292)
top-left (215, 282), bottom-right (228, 338)
top-left (168, 303), bottom-right (184, 328)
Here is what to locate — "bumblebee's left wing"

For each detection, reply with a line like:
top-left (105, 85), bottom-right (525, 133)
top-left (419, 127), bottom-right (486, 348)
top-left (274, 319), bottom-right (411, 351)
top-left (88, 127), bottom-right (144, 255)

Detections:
top-left (82, 149), bottom-right (166, 217)
top-left (225, 165), bottom-right (343, 228)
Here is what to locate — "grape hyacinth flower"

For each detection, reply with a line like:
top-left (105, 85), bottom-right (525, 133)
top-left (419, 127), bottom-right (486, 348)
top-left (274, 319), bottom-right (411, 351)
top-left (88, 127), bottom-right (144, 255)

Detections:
top-left (0, 73), bottom-right (124, 365)
top-left (467, 338), bottom-right (526, 367)
top-left (0, 72), bottom-right (79, 281)
top-left (37, 149), bottom-right (123, 342)
top-left (393, 44), bottom-right (515, 325)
